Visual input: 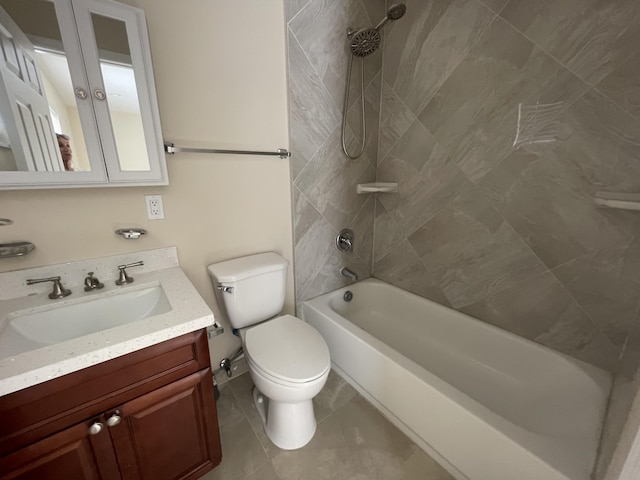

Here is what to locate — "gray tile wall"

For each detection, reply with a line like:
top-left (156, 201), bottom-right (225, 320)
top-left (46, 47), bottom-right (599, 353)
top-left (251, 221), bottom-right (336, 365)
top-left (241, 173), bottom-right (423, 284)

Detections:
top-left (370, 1), bottom-right (640, 477)
top-left (287, 0), bottom-right (383, 303)
top-left (286, 1), bottom-right (640, 477)
top-left (374, 0), bottom-right (640, 374)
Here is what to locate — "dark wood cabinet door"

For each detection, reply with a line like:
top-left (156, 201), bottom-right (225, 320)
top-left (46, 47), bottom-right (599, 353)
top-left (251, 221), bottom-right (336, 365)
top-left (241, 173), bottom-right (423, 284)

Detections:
top-left (0, 330), bottom-right (210, 458)
top-left (0, 420), bottom-right (120, 480)
top-left (109, 368), bottom-right (221, 480)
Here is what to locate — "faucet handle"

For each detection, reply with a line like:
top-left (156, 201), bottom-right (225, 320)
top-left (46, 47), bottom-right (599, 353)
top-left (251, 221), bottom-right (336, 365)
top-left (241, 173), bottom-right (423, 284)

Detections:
top-left (115, 261), bottom-right (144, 285)
top-left (336, 229), bottom-right (354, 252)
top-left (26, 276), bottom-right (72, 299)
top-left (84, 272), bottom-right (105, 291)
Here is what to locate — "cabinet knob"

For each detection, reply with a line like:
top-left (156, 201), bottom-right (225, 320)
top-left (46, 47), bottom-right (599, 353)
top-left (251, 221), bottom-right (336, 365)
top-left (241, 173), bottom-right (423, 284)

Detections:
top-left (88, 422), bottom-right (104, 435)
top-left (94, 89), bottom-right (107, 101)
top-left (74, 87), bottom-right (88, 99)
top-left (106, 413), bottom-right (121, 427)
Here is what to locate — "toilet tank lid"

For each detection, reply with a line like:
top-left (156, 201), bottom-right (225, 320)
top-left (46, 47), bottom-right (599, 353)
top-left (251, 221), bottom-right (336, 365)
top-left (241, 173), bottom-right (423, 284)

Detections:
top-left (207, 252), bottom-right (288, 283)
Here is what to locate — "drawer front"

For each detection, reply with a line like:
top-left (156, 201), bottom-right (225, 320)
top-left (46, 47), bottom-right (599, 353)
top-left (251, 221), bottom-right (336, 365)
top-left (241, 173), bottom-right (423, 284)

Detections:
top-left (0, 329), bottom-right (210, 456)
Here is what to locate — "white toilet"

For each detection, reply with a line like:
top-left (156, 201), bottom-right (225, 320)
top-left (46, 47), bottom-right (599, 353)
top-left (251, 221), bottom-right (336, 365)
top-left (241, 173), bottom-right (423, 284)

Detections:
top-left (207, 252), bottom-right (330, 450)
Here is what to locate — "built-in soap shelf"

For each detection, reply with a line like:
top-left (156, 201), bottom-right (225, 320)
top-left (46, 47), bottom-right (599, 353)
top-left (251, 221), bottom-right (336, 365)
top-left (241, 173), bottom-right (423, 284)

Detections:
top-left (356, 182), bottom-right (399, 194)
top-left (594, 192), bottom-right (640, 212)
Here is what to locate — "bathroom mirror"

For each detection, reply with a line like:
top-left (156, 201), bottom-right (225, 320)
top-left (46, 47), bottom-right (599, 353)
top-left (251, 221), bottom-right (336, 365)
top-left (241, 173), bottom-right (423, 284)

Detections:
top-left (0, 0), bottom-right (166, 189)
top-left (91, 12), bottom-right (150, 173)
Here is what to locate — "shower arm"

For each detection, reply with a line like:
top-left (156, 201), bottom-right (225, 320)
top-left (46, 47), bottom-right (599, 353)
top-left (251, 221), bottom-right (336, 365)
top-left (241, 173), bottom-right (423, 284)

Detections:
top-left (374, 17), bottom-right (390, 31)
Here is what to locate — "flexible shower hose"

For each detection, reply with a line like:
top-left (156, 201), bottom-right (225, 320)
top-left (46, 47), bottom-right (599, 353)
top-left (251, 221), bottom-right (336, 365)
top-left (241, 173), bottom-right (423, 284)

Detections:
top-left (341, 55), bottom-right (367, 160)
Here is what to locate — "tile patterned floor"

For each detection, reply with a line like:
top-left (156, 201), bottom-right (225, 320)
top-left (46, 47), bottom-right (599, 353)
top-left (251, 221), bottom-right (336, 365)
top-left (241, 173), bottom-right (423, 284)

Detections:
top-left (199, 370), bottom-right (454, 480)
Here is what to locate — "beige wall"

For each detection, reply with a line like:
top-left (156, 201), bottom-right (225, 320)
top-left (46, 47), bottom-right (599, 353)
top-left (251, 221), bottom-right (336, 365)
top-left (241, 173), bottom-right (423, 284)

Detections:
top-left (0, 0), bottom-right (292, 367)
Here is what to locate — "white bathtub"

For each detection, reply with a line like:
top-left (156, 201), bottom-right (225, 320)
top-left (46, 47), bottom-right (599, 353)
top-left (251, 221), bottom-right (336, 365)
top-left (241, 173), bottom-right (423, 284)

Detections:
top-left (301, 279), bottom-right (612, 480)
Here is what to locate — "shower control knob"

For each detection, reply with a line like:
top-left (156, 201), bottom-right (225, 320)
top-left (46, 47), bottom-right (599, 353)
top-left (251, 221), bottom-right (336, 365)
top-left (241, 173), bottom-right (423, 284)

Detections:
top-left (336, 229), bottom-right (354, 252)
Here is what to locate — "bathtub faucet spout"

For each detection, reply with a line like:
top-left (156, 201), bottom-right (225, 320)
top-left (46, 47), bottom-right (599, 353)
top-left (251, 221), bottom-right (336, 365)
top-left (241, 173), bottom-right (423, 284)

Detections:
top-left (340, 267), bottom-right (358, 282)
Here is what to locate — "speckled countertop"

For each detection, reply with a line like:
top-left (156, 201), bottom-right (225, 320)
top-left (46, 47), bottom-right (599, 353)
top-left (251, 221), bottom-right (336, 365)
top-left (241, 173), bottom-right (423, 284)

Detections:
top-left (0, 247), bottom-right (214, 396)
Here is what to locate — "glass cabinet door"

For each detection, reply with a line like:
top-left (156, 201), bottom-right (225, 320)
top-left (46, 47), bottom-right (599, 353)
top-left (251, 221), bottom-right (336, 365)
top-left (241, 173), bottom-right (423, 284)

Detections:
top-left (0, 0), bottom-right (166, 189)
top-left (0, 0), bottom-right (108, 186)
top-left (72, 0), bottom-right (166, 183)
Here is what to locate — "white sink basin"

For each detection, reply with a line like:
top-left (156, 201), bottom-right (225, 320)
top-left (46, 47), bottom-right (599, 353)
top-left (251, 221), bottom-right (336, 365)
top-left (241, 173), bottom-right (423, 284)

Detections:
top-left (0, 284), bottom-right (171, 358)
top-left (0, 248), bottom-right (216, 397)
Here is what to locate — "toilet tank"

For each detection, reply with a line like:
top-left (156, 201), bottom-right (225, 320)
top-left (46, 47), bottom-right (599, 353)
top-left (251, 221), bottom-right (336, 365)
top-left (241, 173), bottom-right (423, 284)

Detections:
top-left (207, 252), bottom-right (288, 329)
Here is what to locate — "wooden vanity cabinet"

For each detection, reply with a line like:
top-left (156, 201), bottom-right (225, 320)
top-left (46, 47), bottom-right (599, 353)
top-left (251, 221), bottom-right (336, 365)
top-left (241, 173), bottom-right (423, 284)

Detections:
top-left (0, 329), bottom-right (222, 480)
top-left (0, 419), bottom-right (119, 479)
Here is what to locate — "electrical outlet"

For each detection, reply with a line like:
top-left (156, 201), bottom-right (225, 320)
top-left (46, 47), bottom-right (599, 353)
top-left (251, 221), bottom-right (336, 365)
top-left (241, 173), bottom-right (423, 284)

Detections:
top-left (145, 195), bottom-right (165, 220)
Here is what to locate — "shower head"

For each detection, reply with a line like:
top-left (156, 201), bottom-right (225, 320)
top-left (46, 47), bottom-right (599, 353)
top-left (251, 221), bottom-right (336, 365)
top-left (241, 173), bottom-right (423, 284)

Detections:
top-left (387, 3), bottom-right (407, 20)
top-left (348, 3), bottom-right (407, 57)
top-left (374, 3), bottom-right (407, 30)
top-left (349, 28), bottom-right (381, 57)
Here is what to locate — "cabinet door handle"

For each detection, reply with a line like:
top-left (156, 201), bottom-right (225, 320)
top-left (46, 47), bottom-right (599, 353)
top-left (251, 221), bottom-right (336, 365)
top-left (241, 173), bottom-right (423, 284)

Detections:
top-left (106, 412), bottom-right (121, 427)
top-left (94, 89), bottom-right (107, 101)
top-left (88, 422), bottom-right (104, 435)
top-left (74, 87), bottom-right (88, 99)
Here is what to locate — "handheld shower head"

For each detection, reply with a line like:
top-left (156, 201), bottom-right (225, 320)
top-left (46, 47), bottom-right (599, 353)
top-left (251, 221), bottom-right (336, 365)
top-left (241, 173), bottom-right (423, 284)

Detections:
top-left (347, 3), bottom-right (407, 57)
top-left (375, 3), bottom-right (407, 30)
top-left (342, 2), bottom-right (407, 158)
top-left (387, 3), bottom-right (407, 20)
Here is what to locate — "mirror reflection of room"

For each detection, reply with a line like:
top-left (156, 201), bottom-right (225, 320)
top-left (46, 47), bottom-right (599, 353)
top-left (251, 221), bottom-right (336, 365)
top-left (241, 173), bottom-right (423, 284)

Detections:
top-left (56, 133), bottom-right (73, 170)
top-left (91, 12), bottom-right (150, 172)
top-left (0, 0), bottom-right (90, 172)
top-left (0, 0), bottom-right (150, 174)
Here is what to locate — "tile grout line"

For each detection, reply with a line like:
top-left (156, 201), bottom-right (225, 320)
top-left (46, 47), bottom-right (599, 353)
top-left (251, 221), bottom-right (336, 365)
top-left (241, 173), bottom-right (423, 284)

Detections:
top-left (466, 173), bottom-right (623, 367)
top-left (226, 376), bottom-right (280, 463)
top-left (287, 26), bottom-right (342, 163)
top-left (293, 183), bottom-right (336, 303)
top-left (380, 5), bottom-right (500, 166)
top-left (376, 82), bottom-right (418, 167)
top-left (291, 122), bottom-right (333, 186)
top-left (591, 84), bottom-right (640, 124)
top-left (370, 0), bottom-right (621, 371)
top-left (285, 0), bottom-right (313, 26)
top-left (490, 8), bottom-right (599, 91)
top-left (547, 258), bottom-right (624, 361)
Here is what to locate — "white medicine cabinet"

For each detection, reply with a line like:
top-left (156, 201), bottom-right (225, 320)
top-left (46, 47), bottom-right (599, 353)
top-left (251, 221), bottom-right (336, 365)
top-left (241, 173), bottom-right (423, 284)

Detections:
top-left (0, 0), bottom-right (167, 189)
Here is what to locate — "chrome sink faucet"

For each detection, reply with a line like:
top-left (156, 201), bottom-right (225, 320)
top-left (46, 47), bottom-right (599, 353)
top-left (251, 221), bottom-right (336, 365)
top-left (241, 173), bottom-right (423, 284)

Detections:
top-left (340, 267), bottom-right (358, 282)
top-left (116, 261), bottom-right (144, 285)
top-left (26, 276), bottom-right (72, 299)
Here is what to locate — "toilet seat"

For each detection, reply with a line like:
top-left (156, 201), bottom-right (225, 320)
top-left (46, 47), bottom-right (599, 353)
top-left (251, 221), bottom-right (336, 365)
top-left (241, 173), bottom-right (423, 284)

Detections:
top-left (246, 355), bottom-right (328, 389)
top-left (244, 314), bottom-right (330, 385)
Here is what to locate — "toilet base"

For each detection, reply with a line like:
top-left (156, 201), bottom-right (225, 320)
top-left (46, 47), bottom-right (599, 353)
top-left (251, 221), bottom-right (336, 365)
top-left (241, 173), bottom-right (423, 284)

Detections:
top-left (252, 386), bottom-right (317, 450)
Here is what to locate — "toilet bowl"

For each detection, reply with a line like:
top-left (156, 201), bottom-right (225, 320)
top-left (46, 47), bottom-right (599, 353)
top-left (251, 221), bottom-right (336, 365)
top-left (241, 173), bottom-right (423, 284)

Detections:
top-left (241, 314), bottom-right (330, 450)
top-left (207, 252), bottom-right (331, 450)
